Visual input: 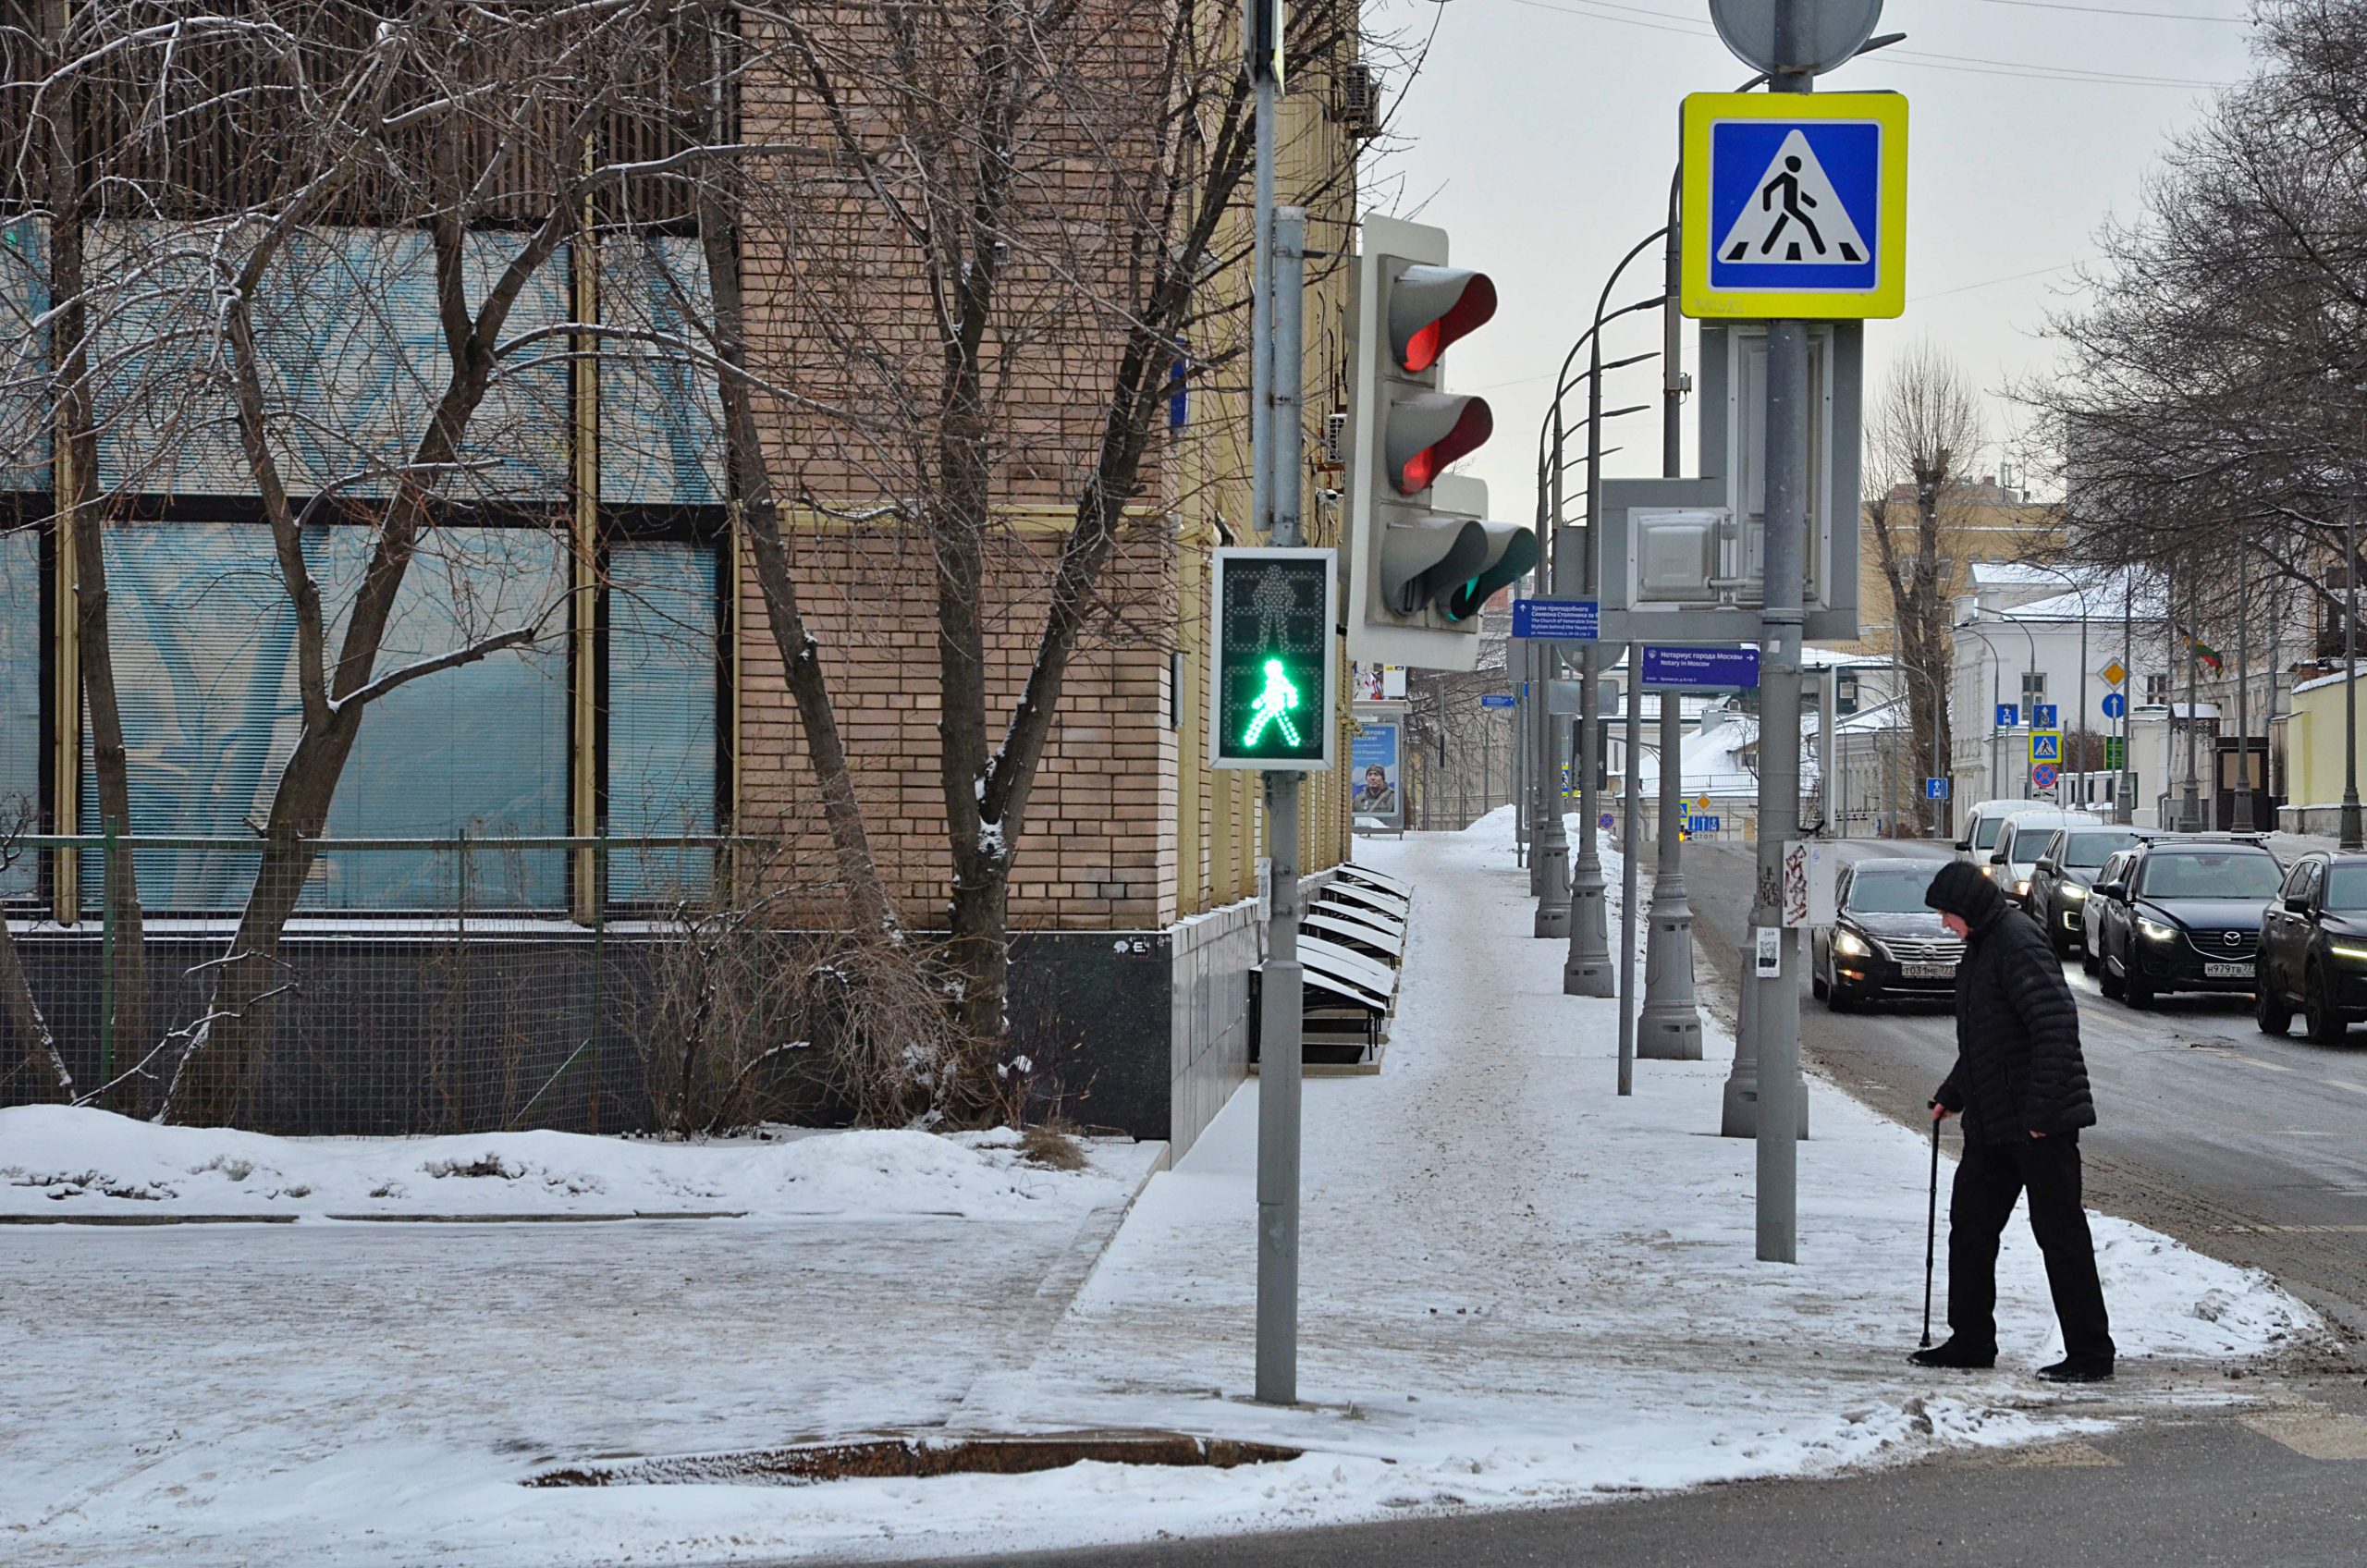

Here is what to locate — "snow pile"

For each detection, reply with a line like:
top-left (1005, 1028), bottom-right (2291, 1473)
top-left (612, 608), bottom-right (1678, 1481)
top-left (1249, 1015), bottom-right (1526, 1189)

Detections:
top-left (0, 1108), bottom-right (1139, 1222)
top-left (0, 809), bottom-right (2319, 1568)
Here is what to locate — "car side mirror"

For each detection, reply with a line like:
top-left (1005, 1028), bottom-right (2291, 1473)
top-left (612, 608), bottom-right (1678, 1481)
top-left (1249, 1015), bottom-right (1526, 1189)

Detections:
top-left (2286, 894), bottom-right (2312, 914)
top-left (2094, 881), bottom-right (2127, 901)
top-left (1955, 838), bottom-right (1971, 851)
top-left (1988, 851), bottom-right (2008, 866)
top-left (2036, 858), bottom-right (2057, 874)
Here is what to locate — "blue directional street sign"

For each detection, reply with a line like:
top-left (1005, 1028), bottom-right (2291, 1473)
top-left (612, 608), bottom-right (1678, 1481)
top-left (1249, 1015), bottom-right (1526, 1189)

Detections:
top-left (2032, 704), bottom-right (2059, 730)
top-left (2100, 691), bottom-right (2127, 720)
top-left (1511, 598), bottom-right (1600, 642)
top-left (1686, 814), bottom-right (1722, 836)
top-left (1995, 704), bottom-right (2019, 729)
top-left (2032, 733), bottom-right (2062, 762)
top-left (1927, 778), bottom-right (1950, 801)
top-left (1641, 644), bottom-right (1760, 691)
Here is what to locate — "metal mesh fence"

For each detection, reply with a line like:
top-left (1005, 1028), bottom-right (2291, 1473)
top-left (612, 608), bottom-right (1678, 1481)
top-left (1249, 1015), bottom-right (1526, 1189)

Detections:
top-left (0, 834), bottom-right (840, 1135)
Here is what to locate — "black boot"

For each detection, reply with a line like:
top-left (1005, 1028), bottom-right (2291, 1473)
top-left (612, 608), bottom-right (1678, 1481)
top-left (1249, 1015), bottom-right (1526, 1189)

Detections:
top-left (1909, 1338), bottom-right (1996, 1370)
top-left (2037, 1355), bottom-right (2115, 1384)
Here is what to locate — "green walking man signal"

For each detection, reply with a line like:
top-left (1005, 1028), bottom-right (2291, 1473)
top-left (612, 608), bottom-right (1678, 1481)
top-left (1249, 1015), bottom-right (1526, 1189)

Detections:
top-left (1243, 658), bottom-right (1304, 748)
top-left (1210, 546), bottom-right (1337, 771)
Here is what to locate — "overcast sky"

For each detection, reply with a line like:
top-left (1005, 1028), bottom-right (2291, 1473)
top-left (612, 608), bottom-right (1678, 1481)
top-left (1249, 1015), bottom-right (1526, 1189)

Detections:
top-left (1362, 0), bottom-right (2259, 515)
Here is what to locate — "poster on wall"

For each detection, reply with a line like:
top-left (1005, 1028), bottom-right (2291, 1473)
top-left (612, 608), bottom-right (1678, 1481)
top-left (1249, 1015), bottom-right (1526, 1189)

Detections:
top-left (1354, 663), bottom-right (1409, 702)
top-left (1350, 717), bottom-right (1404, 831)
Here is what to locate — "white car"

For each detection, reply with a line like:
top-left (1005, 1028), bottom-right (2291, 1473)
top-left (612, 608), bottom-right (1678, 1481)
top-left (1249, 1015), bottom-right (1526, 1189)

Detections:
top-left (1987, 809), bottom-right (2103, 909)
top-left (1957, 799), bottom-right (2074, 876)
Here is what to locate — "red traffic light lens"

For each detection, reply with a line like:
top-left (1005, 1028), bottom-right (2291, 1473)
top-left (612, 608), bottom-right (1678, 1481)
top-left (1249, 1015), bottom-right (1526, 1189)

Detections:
top-left (1390, 395), bottom-right (1492, 494)
top-left (1392, 267), bottom-right (1497, 374)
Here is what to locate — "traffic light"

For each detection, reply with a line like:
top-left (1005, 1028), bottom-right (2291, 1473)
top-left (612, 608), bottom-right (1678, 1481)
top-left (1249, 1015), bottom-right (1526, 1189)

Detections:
top-left (1343, 215), bottom-right (1535, 671)
top-left (1209, 545), bottom-right (1338, 770)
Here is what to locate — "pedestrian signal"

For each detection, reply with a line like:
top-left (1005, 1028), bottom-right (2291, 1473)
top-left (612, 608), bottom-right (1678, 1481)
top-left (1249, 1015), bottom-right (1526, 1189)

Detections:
top-left (1210, 547), bottom-right (1337, 771)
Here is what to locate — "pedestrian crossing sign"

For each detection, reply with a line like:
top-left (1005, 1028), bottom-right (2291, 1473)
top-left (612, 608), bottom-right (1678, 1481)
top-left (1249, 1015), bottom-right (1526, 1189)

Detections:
top-left (1680, 92), bottom-right (1908, 320)
top-left (2032, 731), bottom-right (2062, 762)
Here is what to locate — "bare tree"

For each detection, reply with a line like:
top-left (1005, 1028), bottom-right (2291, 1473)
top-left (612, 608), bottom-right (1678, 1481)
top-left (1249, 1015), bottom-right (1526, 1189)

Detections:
top-left (2024, 0), bottom-right (2367, 619)
top-left (681, 0), bottom-right (1377, 1118)
top-left (0, 794), bottom-right (68, 1101)
top-left (1864, 340), bottom-right (1975, 833)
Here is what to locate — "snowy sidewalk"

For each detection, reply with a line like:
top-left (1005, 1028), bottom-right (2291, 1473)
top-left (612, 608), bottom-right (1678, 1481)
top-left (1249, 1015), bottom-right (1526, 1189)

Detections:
top-left (0, 813), bottom-right (2322, 1567)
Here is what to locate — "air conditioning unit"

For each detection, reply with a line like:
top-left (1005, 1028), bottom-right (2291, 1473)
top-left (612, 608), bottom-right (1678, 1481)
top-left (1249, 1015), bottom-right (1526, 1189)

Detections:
top-left (1337, 62), bottom-right (1381, 139)
top-left (1322, 410), bottom-right (1349, 466)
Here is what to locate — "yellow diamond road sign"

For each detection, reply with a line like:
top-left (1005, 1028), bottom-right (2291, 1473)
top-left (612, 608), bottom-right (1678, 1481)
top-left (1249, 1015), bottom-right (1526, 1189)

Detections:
top-left (1680, 92), bottom-right (1908, 320)
top-left (2103, 660), bottom-right (2128, 687)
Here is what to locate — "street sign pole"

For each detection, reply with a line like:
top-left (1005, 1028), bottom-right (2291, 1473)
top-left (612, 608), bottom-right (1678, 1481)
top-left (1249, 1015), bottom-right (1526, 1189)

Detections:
top-left (1247, 0), bottom-right (1299, 1405)
top-left (1748, 0), bottom-right (1815, 1267)
top-left (1639, 204), bottom-right (1706, 1063)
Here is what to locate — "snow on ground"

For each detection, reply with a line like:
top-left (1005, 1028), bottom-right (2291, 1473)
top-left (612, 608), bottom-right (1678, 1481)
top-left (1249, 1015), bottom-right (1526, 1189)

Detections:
top-left (0, 810), bottom-right (2319, 1567)
top-left (0, 1109), bottom-right (1129, 1222)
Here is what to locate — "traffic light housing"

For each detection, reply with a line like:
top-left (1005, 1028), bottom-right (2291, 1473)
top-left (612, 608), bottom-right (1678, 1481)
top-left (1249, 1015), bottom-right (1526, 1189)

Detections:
top-left (1344, 215), bottom-right (1534, 671)
top-left (1209, 546), bottom-right (1338, 771)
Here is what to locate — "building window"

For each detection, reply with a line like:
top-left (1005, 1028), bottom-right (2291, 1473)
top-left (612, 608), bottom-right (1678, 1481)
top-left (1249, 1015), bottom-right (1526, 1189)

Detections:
top-left (2020, 670), bottom-right (2048, 706)
top-left (82, 521), bottom-right (570, 911)
top-left (0, 525), bottom-right (39, 897)
top-left (606, 539), bottom-right (721, 901)
top-left (2144, 673), bottom-right (2171, 705)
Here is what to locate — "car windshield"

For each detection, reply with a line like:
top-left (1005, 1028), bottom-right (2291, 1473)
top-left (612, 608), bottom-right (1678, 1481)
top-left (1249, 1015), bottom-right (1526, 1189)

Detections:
top-left (2137, 851), bottom-right (2283, 900)
top-left (2060, 830), bottom-right (2141, 869)
top-left (2324, 865), bottom-right (2367, 911)
top-left (1846, 871), bottom-right (1934, 914)
top-left (1972, 817), bottom-right (2005, 851)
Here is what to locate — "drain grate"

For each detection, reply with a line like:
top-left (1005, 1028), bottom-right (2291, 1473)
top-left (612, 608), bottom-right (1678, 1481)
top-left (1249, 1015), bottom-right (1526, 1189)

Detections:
top-left (527, 1431), bottom-right (1301, 1488)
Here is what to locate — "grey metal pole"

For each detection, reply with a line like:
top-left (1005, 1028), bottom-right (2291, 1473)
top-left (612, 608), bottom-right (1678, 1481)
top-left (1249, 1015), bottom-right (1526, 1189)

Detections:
top-left (1254, 201), bottom-right (1305, 1407)
top-left (1640, 187), bottom-right (1702, 1060)
top-left (1618, 643), bottom-right (1643, 1095)
top-left (2236, 547), bottom-right (2252, 831)
top-left (1751, 1), bottom-right (1811, 1265)
top-left (2180, 570), bottom-right (2204, 832)
top-left (2130, 570), bottom-right (2149, 828)
top-left (2346, 492), bottom-right (2362, 850)
top-left (1535, 408), bottom-right (1572, 928)
top-left (1563, 338), bottom-right (1613, 987)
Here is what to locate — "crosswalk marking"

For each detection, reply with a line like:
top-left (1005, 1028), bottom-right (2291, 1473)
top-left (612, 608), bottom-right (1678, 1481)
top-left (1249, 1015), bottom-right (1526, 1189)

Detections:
top-left (2241, 1406), bottom-right (2367, 1462)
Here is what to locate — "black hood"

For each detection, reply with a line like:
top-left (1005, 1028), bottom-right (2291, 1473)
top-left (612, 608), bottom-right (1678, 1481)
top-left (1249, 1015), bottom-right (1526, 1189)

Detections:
top-left (1926, 861), bottom-right (2007, 932)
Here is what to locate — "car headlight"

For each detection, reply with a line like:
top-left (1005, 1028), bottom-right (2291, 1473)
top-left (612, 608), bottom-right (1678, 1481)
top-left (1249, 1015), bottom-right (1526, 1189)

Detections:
top-left (2063, 884), bottom-right (2088, 901)
top-left (2332, 944), bottom-right (2367, 962)
top-left (2138, 916), bottom-right (2179, 943)
top-left (1834, 930), bottom-right (1871, 959)
top-left (2014, 878), bottom-right (2031, 896)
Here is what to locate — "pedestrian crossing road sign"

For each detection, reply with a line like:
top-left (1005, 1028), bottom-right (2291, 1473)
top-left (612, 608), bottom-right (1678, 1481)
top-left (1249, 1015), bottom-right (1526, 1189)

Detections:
top-left (1680, 92), bottom-right (1907, 320)
top-left (2031, 731), bottom-right (2062, 763)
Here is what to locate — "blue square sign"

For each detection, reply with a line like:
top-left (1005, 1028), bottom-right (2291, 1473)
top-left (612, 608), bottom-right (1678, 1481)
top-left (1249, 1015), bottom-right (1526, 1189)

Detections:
top-left (1995, 704), bottom-right (2019, 729)
top-left (1706, 119), bottom-right (1883, 296)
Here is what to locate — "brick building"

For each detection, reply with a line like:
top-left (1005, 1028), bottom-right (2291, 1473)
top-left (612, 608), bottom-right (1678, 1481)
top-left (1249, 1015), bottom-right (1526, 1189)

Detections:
top-left (0, 5), bottom-right (1371, 1152)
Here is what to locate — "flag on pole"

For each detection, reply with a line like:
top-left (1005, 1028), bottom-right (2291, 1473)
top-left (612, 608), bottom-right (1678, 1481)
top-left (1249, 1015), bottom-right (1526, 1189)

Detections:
top-left (2176, 626), bottom-right (2224, 675)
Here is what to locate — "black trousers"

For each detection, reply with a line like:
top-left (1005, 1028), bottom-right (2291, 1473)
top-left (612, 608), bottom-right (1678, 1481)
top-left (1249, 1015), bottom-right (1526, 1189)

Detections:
top-left (1947, 1133), bottom-right (2116, 1362)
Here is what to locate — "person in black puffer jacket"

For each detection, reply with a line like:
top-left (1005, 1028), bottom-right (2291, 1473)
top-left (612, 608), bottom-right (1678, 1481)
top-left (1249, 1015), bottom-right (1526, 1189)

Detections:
top-left (1910, 859), bottom-right (2115, 1383)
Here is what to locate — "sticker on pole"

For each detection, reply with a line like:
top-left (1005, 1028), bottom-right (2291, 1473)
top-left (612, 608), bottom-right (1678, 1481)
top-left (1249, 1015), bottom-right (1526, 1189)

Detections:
top-left (1681, 92), bottom-right (1907, 320)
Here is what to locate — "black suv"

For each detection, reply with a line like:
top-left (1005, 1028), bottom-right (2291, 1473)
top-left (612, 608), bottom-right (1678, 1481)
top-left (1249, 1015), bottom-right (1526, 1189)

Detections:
top-left (2257, 852), bottom-right (2367, 1044)
top-left (1810, 858), bottom-right (1964, 1011)
top-left (2091, 837), bottom-right (2284, 1008)
top-left (2026, 825), bottom-right (2150, 958)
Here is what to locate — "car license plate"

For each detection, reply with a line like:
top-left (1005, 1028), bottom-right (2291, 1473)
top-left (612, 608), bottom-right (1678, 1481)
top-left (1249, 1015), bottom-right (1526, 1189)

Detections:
top-left (2205, 962), bottom-right (2253, 979)
top-left (1902, 962), bottom-right (1956, 980)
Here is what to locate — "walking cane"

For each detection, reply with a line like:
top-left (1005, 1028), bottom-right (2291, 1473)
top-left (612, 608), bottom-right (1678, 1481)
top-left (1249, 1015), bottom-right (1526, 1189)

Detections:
top-left (1919, 1111), bottom-right (1941, 1350)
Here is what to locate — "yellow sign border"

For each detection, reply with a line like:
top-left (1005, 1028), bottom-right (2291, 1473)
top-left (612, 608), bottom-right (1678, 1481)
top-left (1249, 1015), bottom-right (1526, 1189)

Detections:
top-left (1680, 91), bottom-right (1908, 321)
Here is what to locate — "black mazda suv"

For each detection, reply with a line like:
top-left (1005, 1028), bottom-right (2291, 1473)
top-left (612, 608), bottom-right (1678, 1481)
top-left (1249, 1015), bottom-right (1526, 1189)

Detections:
top-left (2091, 837), bottom-right (2284, 1009)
